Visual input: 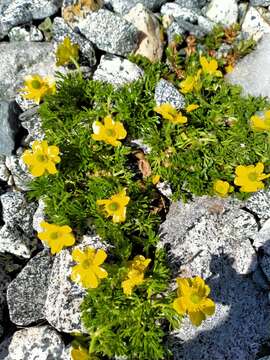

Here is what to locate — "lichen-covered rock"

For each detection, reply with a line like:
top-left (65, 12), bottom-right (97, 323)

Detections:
top-left (124, 4), bottom-right (163, 62)
top-left (8, 326), bottom-right (67, 360)
top-left (154, 79), bottom-right (185, 109)
top-left (109, 0), bottom-right (166, 14)
top-left (0, 0), bottom-right (62, 38)
top-left (78, 9), bottom-right (139, 56)
top-left (5, 154), bottom-right (33, 191)
top-left (226, 34), bottom-right (270, 99)
top-left (93, 54), bottom-right (143, 87)
top-left (52, 17), bottom-right (96, 67)
top-left (7, 250), bottom-right (53, 326)
top-left (62, 0), bottom-right (104, 27)
top-left (0, 101), bottom-right (21, 156)
top-left (206, 0), bottom-right (238, 27)
top-left (242, 7), bottom-right (270, 42)
top-left (159, 197), bottom-right (257, 277)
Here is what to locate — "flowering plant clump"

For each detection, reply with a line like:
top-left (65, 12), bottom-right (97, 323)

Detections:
top-left (96, 189), bottom-right (130, 223)
top-left (234, 162), bottom-right (270, 192)
top-left (92, 116), bottom-right (127, 146)
top-left (200, 56), bottom-right (222, 77)
top-left (56, 37), bottom-right (79, 67)
top-left (154, 103), bottom-right (187, 124)
top-left (180, 70), bottom-right (201, 94)
top-left (20, 74), bottom-right (55, 104)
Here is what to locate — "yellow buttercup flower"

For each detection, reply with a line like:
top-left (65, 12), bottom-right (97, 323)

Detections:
top-left (250, 111), bottom-right (270, 132)
top-left (92, 116), bottom-right (127, 146)
top-left (71, 346), bottom-right (90, 360)
top-left (234, 162), bottom-right (270, 192)
top-left (225, 64), bottom-right (234, 74)
top-left (20, 74), bottom-right (56, 104)
top-left (213, 180), bottom-right (233, 197)
top-left (200, 56), bottom-right (222, 77)
top-left (38, 221), bottom-right (75, 254)
top-left (121, 255), bottom-right (151, 296)
top-left (97, 189), bottom-right (130, 223)
top-left (173, 277), bottom-right (215, 326)
top-left (154, 103), bottom-right (187, 124)
top-left (22, 140), bottom-right (61, 177)
top-left (180, 70), bottom-right (202, 94)
top-left (56, 37), bottom-right (79, 67)
top-left (186, 104), bottom-right (200, 112)
top-left (71, 247), bottom-right (108, 289)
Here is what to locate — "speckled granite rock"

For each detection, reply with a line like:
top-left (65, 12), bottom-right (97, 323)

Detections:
top-left (159, 197), bottom-right (257, 277)
top-left (78, 9), bottom-right (139, 56)
top-left (7, 250), bottom-right (53, 326)
top-left (0, 0), bottom-right (62, 38)
top-left (93, 54), bottom-right (144, 87)
top-left (245, 188), bottom-right (270, 222)
top-left (174, 0), bottom-right (200, 10)
top-left (0, 156), bottom-right (9, 182)
top-left (241, 7), bottom-right (270, 42)
top-left (155, 79), bottom-right (185, 109)
top-left (8, 326), bottom-right (67, 360)
top-left (0, 267), bottom-right (11, 338)
top-left (0, 336), bottom-right (12, 360)
top-left (19, 107), bottom-right (45, 144)
top-left (32, 199), bottom-right (46, 233)
top-left (226, 34), bottom-right (270, 99)
top-left (252, 218), bottom-right (270, 255)
top-left (109, 0), bottom-right (166, 14)
top-left (0, 101), bottom-right (21, 156)
top-left (9, 25), bottom-right (43, 42)
top-left (206, 0), bottom-right (238, 27)
top-left (5, 154), bottom-right (33, 191)
top-left (250, 0), bottom-right (270, 6)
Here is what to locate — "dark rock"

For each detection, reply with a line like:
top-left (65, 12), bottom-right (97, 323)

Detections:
top-left (0, 101), bottom-right (21, 156)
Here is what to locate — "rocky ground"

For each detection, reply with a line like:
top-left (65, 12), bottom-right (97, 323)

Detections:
top-left (1, 0), bottom-right (270, 359)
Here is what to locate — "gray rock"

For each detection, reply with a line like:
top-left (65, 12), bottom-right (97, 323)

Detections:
top-left (0, 0), bottom-right (62, 38)
top-left (5, 154), bottom-right (33, 191)
top-left (0, 101), bottom-right (21, 156)
top-left (8, 26), bottom-right (30, 41)
top-left (109, 0), bottom-right (166, 14)
top-left (0, 336), bottom-right (12, 360)
top-left (7, 250), bottom-right (53, 326)
top-left (258, 357), bottom-right (270, 360)
top-left (250, 0), bottom-right (270, 6)
top-left (0, 156), bottom-right (9, 182)
top-left (1, 191), bottom-right (37, 236)
top-left (78, 9), bottom-right (139, 56)
top-left (0, 267), bottom-right (11, 338)
top-left (159, 197), bottom-right (257, 278)
top-left (206, 0), bottom-right (238, 27)
top-left (241, 7), bottom-right (270, 42)
top-left (53, 17), bottom-right (96, 67)
top-left (252, 218), bottom-right (270, 254)
top-left (29, 26), bottom-right (43, 41)
top-left (252, 266), bottom-right (270, 290)
top-left (245, 188), bottom-right (270, 222)
top-left (8, 326), bottom-right (67, 360)
top-left (260, 254), bottom-right (270, 281)
top-left (93, 54), bottom-right (144, 87)
top-left (174, 0), bottom-right (200, 10)
top-left (0, 42), bottom-right (56, 100)
top-left (226, 34), bottom-right (270, 99)
top-left (32, 199), bottom-right (46, 233)
top-left (155, 79), bottom-right (185, 109)
top-left (166, 21), bottom-right (185, 43)
top-left (19, 107), bottom-right (45, 144)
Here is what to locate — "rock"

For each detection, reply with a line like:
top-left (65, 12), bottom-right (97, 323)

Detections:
top-left (62, 0), bottom-right (104, 27)
top-left (0, 42), bottom-right (56, 100)
top-left (8, 326), bottom-right (67, 360)
top-left (78, 9), bottom-right (139, 56)
top-left (260, 254), bottom-right (270, 281)
top-left (241, 7), bottom-right (270, 42)
top-left (93, 54), bottom-right (144, 87)
top-left (0, 0), bottom-right (62, 38)
top-left (109, 0), bottom-right (166, 14)
top-left (205, 0), bottom-right (238, 27)
top-left (252, 266), bottom-right (270, 290)
top-left (166, 21), bottom-right (185, 43)
top-left (1, 191), bottom-right (37, 236)
top-left (124, 4), bottom-right (163, 62)
top-left (171, 263), bottom-right (270, 360)
top-left (52, 17), bottom-right (96, 67)
top-left (0, 336), bottom-right (12, 360)
top-left (250, 0), bottom-right (270, 6)
top-left (0, 267), bottom-right (11, 338)
top-left (0, 156), bottom-right (9, 182)
top-left (154, 79), bottom-right (185, 109)
top-left (226, 34), bottom-right (270, 99)
top-left (156, 181), bottom-right (173, 200)
top-left (7, 250), bottom-right (53, 326)
top-left (9, 26), bottom-right (30, 41)
top-left (29, 26), bottom-right (43, 41)
top-left (19, 108), bottom-right (45, 144)
top-left (0, 101), bottom-right (21, 156)
top-left (159, 197), bottom-right (257, 278)
top-left (174, 0), bottom-right (200, 10)
top-left (245, 188), bottom-right (270, 222)
top-left (5, 154), bottom-right (33, 191)
top-left (32, 199), bottom-right (46, 233)
top-left (252, 218), bottom-right (270, 255)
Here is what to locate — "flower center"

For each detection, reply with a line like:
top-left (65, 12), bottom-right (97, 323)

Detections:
top-left (248, 172), bottom-right (258, 182)
top-left (106, 128), bottom-right (116, 137)
top-left (190, 293), bottom-right (201, 304)
top-left (31, 79), bottom-right (42, 89)
top-left (109, 202), bottom-right (119, 211)
top-left (36, 154), bottom-right (47, 162)
top-left (82, 259), bottom-right (92, 269)
top-left (50, 232), bottom-right (59, 240)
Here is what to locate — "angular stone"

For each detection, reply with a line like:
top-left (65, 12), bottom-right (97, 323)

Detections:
top-left (155, 79), bottom-right (185, 109)
top-left (174, 0), bottom-right (200, 10)
top-left (78, 9), bottom-right (139, 56)
top-left (8, 26), bottom-right (30, 41)
top-left (245, 188), bottom-right (270, 222)
top-left (124, 4), bottom-right (163, 62)
top-left (252, 218), bottom-right (270, 255)
top-left (109, 0), bottom-right (166, 14)
top-left (250, 0), bottom-right (270, 6)
top-left (242, 7), bottom-right (270, 42)
top-left (5, 154), bottom-right (33, 191)
top-left (0, 267), bottom-right (11, 338)
top-left (32, 199), bottom-right (46, 233)
top-left (159, 197), bottom-right (257, 278)
top-left (0, 101), bottom-right (21, 156)
top-left (226, 34), bottom-right (270, 99)
top-left (206, 0), bottom-right (238, 27)
top-left (0, 156), bottom-right (9, 182)
top-left (261, 254), bottom-right (270, 281)
top-left (0, 0), bottom-right (62, 38)
top-left (52, 17), bottom-right (96, 67)
top-left (93, 54), bottom-right (144, 87)
top-left (8, 326), bottom-right (67, 360)
top-left (0, 336), bottom-right (12, 360)
top-left (7, 250), bottom-right (53, 326)
top-left (166, 21), bottom-right (185, 43)
top-left (62, 0), bottom-right (104, 27)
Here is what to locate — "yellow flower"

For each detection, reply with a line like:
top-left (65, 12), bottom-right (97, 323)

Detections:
top-left (121, 255), bottom-right (151, 296)
top-left (56, 37), bottom-right (79, 67)
top-left (186, 104), bottom-right (200, 112)
top-left (200, 56), bottom-right (222, 77)
top-left (250, 111), bottom-right (270, 132)
top-left (173, 277), bottom-right (215, 326)
top-left (71, 346), bottom-right (90, 360)
top-left (152, 174), bottom-right (160, 185)
top-left (20, 74), bottom-right (56, 104)
top-left (71, 247), bottom-right (108, 288)
top-left (97, 189), bottom-right (130, 223)
top-left (213, 180), bottom-right (233, 197)
top-left (180, 70), bottom-right (202, 94)
top-left (154, 103), bottom-right (187, 124)
top-left (225, 64), bottom-right (234, 73)
top-left (22, 140), bottom-right (61, 177)
top-left (92, 116), bottom-right (127, 146)
top-left (38, 221), bottom-right (75, 254)
top-left (234, 162), bottom-right (270, 192)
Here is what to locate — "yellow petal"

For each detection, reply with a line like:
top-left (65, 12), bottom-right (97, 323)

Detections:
top-left (114, 122), bottom-right (127, 139)
top-left (30, 164), bottom-right (46, 177)
top-left (48, 146), bottom-right (60, 156)
top-left (93, 265), bottom-right (108, 279)
top-left (235, 165), bottom-right (249, 177)
top-left (22, 150), bottom-right (34, 165)
top-left (201, 298), bottom-right (215, 316)
top-left (72, 248), bottom-right (87, 263)
top-left (189, 311), bottom-right (206, 326)
top-left (255, 162), bottom-right (264, 174)
top-left (186, 104), bottom-right (199, 112)
top-left (60, 225), bottom-right (72, 234)
top-left (93, 249), bottom-right (107, 265)
top-left (173, 297), bottom-right (187, 315)
top-left (104, 116), bottom-right (114, 127)
top-left (200, 57), bottom-right (209, 71)
top-left (45, 161), bottom-right (58, 174)
top-left (61, 233), bottom-right (75, 246)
